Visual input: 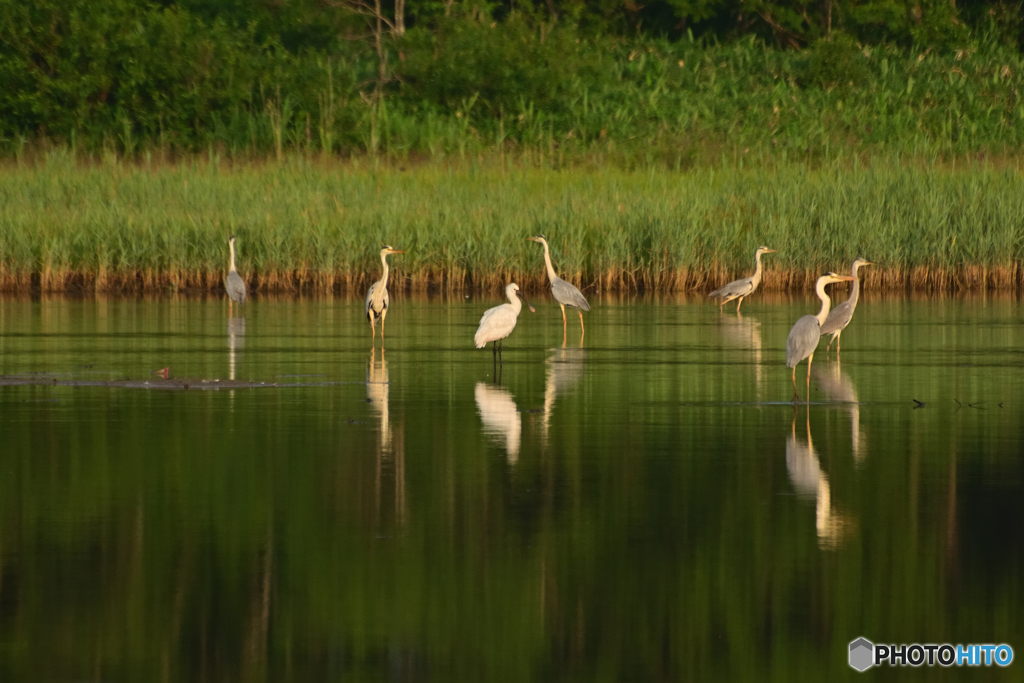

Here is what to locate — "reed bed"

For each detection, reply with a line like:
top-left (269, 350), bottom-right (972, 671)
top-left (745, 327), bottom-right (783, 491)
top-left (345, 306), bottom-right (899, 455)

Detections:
top-left (0, 152), bottom-right (1022, 294)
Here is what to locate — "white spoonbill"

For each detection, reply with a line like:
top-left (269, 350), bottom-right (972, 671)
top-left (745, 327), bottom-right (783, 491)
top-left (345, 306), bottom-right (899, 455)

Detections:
top-left (474, 283), bottom-right (535, 361)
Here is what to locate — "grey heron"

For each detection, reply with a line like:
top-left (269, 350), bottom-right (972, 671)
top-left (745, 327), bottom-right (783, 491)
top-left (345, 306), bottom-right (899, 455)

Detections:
top-left (785, 272), bottom-right (855, 401)
top-left (820, 257), bottom-right (875, 355)
top-left (526, 235), bottom-right (591, 344)
top-left (365, 246), bottom-right (405, 343)
top-left (225, 235), bottom-right (247, 312)
top-left (708, 246), bottom-right (776, 313)
top-left (474, 283), bottom-right (535, 362)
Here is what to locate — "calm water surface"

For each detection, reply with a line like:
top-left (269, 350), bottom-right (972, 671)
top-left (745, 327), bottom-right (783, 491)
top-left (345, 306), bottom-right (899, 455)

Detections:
top-left (0, 293), bottom-right (1022, 681)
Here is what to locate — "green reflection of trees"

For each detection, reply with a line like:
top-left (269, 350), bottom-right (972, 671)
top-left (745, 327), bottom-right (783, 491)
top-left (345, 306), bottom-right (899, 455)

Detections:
top-left (0, 299), bottom-right (1022, 681)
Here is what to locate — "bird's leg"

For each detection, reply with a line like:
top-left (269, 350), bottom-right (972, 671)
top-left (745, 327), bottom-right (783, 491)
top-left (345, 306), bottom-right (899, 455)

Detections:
top-left (836, 332), bottom-right (842, 358)
top-left (791, 366), bottom-right (800, 402)
top-left (736, 296), bottom-right (744, 313)
top-left (381, 309), bottom-right (386, 339)
top-left (805, 352), bottom-right (814, 403)
top-left (578, 310), bottom-right (585, 339)
top-left (560, 304), bottom-right (567, 346)
top-left (370, 316), bottom-right (376, 343)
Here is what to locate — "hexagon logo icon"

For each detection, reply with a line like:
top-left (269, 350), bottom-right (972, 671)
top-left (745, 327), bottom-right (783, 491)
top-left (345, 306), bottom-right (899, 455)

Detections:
top-left (849, 637), bottom-right (874, 672)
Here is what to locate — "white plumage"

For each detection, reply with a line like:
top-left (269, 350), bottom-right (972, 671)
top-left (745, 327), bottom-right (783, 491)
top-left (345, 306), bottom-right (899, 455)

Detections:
top-left (474, 283), bottom-right (534, 350)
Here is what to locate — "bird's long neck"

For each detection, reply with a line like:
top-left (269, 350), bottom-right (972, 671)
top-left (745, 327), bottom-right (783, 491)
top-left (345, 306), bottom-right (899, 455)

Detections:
top-left (379, 252), bottom-right (391, 287)
top-left (228, 241), bottom-right (237, 273)
top-left (541, 241), bottom-right (558, 282)
top-left (847, 264), bottom-right (862, 307)
top-left (751, 251), bottom-right (763, 286)
top-left (814, 279), bottom-right (833, 326)
top-left (508, 290), bottom-right (523, 314)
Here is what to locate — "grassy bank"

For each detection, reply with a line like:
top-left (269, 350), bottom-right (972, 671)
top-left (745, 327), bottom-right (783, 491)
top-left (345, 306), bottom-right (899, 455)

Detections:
top-left (1, 152), bottom-right (1022, 294)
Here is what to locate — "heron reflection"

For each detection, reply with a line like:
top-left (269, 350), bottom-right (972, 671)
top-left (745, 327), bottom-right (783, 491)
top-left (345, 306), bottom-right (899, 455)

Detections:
top-left (475, 382), bottom-right (521, 464)
top-left (717, 312), bottom-right (763, 394)
top-left (812, 363), bottom-right (867, 464)
top-left (785, 407), bottom-right (855, 549)
top-left (227, 316), bottom-right (245, 381)
top-left (368, 349), bottom-right (404, 524)
top-left (542, 347), bottom-right (586, 445)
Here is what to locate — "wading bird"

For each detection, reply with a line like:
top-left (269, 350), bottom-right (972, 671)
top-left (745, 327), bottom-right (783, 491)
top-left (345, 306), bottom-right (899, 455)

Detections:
top-left (365, 246), bottom-right (405, 344)
top-left (474, 283), bottom-right (535, 362)
top-left (786, 272), bottom-right (856, 401)
top-left (225, 235), bottom-right (247, 312)
top-left (527, 235), bottom-right (590, 344)
top-left (820, 257), bottom-right (875, 356)
top-left (708, 246), bottom-right (777, 313)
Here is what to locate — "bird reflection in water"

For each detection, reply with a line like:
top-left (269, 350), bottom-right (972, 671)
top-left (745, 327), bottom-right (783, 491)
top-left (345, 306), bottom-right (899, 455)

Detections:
top-left (786, 406), bottom-right (856, 549)
top-left (227, 316), bottom-right (245, 381)
top-left (717, 312), bottom-right (763, 396)
top-left (812, 363), bottom-right (867, 464)
top-left (475, 383), bottom-right (522, 465)
top-left (368, 349), bottom-right (404, 526)
top-left (541, 347), bottom-right (586, 446)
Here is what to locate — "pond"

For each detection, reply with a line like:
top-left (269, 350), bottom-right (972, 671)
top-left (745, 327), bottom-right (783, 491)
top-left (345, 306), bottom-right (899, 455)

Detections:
top-left (0, 292), bottom-right (1021, 680)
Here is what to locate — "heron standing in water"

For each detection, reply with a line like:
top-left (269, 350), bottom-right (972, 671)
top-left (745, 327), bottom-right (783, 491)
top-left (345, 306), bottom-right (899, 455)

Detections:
top-left (474, 283), bottom-right (535, 363)
top-left (527, 235), bottom-right (590, 344)
top-left (365, 246), bottom-right (405, 344)
top-left (786, 272), bottom-right (855, 401)
top-left (225, 235), bottom-right (247, 313)
top-left (708, 246), bottom-right (777, 313)
top-left (820, 257), bottom-right (875, 356)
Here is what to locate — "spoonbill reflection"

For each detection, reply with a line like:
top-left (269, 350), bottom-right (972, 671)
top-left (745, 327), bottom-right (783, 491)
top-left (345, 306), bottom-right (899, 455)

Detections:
top-left (786, 272), bottom-right (855, 402)
top-left (708, 246), bottom-right (776, 313)
top-left (786, 407), bottom-right (855, 549)
top-left (475, 382), bottom-right (522, 464)
top-left (820, 257), bottom-right (875, 357)
top-left (541, 347), bottom-right (586, 446)
top-left (225, 235), bottom-right (247, 313)
top-left (474, 283), bottom-right (534, 363)
top-left (365, 246), bottom-right (405, 345)
top-left (812, 364), bottom-right (867, 464)
top-left (527, 235), bottom-right (591, 345)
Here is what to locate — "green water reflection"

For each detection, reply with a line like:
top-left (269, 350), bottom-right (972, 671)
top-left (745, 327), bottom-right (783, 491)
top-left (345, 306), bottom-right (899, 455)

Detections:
top-left (0, 294), bottom-right (1022, 680)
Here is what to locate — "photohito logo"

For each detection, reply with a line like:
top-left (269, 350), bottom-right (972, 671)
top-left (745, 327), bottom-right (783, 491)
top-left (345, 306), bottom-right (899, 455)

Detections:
top-left (848, 637), bottom-right (1013, 671)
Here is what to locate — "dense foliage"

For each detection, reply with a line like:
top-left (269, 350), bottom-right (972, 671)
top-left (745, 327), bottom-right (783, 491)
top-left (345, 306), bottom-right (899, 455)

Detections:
top-left (1, 0), bottom-right (1023, 161)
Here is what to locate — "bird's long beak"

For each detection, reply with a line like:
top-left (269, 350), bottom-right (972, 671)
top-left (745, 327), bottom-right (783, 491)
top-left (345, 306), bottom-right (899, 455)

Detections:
top-left (863, 260), bottom-right (876, 266)
top-left (389, 249), bottom-right (406, 254)
top-left (526, 237), bottom-right (538, 243)
top-left (764, 249), bottom-right (777, 253)
top-left (836, 275), bottom-right (856, 281)
top-left (516, 290), bottom-right (536, 313)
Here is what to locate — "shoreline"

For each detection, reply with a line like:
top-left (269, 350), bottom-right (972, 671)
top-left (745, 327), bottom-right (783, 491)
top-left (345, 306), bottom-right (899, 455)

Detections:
top-left (1, 264), bottom-right (1022, 295)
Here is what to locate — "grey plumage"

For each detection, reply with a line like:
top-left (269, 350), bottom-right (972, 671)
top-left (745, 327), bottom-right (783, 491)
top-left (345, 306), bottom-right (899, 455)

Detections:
top-left (820, 257), bottom-right (874, 353)
top-left (527, 234), bottom-right (590, 341)
top-left (786, 315), bottom-right (822, 368)
top-left (709, 246), bottom-right (776, 313)
top-left (365, 246), bottom-right (405, 342)
top-left (225, 236), bottom-right (247, 305)
top-left (365, 280), bottom-right (389, 323)
top-left (551, 277), bottom-right (590, 311)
